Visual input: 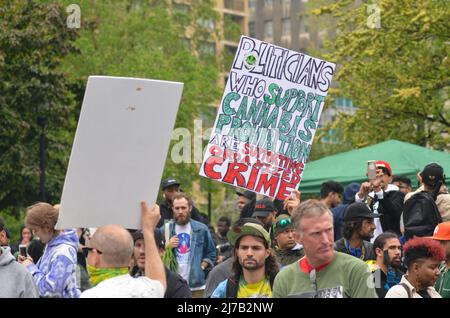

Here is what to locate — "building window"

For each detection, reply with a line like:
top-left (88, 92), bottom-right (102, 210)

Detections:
top-left (282, 18), bottom-right (291, 37)
top-left (198, 18), bottom-right (214, 29)
top-left (249, 0), bottom-right (257, 9)
top-left (173, 3), bottom-right (190, 14)
top-left (299, 17), bottom-right (308, 33)
top-left (249, 22), bottom-right (256, 37)
top-left (264, 0), bottom-right (273, 8)
top-left (199, 42), bottom-right (216, 56)
top-left (282, 0), bottom-right (291, 12)
top-left (264, 21), bottom-right (273, 39)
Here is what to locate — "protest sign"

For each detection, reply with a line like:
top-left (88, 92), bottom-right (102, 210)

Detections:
top-left (200, 36), bottom-right (335, 200)
top-left (57, 76), bottom-right (183, 229)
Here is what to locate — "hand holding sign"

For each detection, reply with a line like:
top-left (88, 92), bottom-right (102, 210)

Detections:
top-left (140, 202), bottom-right (161, 231)
top-left (283, 189), bottom-right (301, 215)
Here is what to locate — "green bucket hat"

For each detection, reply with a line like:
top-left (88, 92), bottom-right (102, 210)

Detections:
top-left (227, 222), bottom-right (271, 247)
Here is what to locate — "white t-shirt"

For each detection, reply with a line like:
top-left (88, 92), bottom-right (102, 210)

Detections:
top-left (80, 274), bottom-right (164, 298)
top-left (175, 222), bottom-right (192, 283)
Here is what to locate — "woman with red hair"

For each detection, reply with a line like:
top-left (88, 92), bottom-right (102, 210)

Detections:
top-left (385, 237), bottom-right (444, 298)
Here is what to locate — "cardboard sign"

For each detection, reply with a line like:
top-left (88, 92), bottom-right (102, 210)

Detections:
top-left (57, 76), bottom-right (183, 229)
top-left (200, 36), bottom-right (335, 200)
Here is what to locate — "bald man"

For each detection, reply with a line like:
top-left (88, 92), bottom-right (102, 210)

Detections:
top-left (80, 202), bottom-right (166, 297)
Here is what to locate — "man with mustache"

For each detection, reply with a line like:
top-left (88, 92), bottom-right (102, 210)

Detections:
top-left (157, 178), bottom-right (206, 228)
top-left (385, 237), bottom-right (444, 298)
top-left (372, 232), bottom-right (404, 298)
top-left (211, 221), bottom-right (278, 298)
top-left (334, 202), bottom-right (379, 262)
top-left (273, 200), bottom-right (377, 298)
top-left (163, 192), bottom-right (216, 297)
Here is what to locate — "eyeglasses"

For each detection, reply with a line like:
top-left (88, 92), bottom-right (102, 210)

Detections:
top-left (82, 247), bottom-right (102, 258)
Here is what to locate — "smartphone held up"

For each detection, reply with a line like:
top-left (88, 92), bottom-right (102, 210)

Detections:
top-left (19, 244), bottom-right (27, 258)
top-left (367, 160), bottom-right (377, 181)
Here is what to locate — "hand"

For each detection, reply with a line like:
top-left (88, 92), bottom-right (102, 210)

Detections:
top-left (168, 235), bottom-right (179, 248)
top-left (283, 189), bottom-right (301, 215)
top-left (201, 261), bottom-right (209, 271)
top-left (141, 201), bottom-right (161, 231)
top-left (372, 178), bottom-right (383, 192)
top-left (216, 255), bottom-right (225, 264)
top-left (18, 255), bottom-right (34, 266)
top-left (357, 182), bottom-right (371, 199)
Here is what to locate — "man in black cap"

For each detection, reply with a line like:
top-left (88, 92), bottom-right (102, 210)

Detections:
top-left (158, 178), bottom-right (205, 227)
top-left (334, 202), bottom-right (379, 262)
top-left (252, 198), bottom-right (278, 241)
top-left (131, 229), bottom-right (191, 298)
top-left (405, 163), bottom-right (450, 222)
top-left (236, 189), bottom-right (256, 218)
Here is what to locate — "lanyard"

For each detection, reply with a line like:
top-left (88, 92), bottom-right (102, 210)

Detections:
top-left (344, 239), bottom-right (365, 260)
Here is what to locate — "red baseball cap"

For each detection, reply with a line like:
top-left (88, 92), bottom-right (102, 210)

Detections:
top-left (427, 222), bottom-right (450, 241)
top-left (376, 160), bottom-right (392, 176)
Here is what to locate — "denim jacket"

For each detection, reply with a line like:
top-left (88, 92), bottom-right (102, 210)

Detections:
top-left (160, 219), bottom-right (216, 289)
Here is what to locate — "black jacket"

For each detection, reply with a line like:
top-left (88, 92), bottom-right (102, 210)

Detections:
top-left (164, 267), bottom-right (192, 298)
top-left (334, 238), bottom-right (376, 261)
top-left (370, 188), bottom-right (405, 235)
top-left (158, 200), bottom-right (206, 228)
top-left (132, 266), bottom-right (192, 298)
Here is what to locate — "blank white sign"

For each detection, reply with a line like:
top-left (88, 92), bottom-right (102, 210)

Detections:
top-left (57, 76), bottom-right (183, 230)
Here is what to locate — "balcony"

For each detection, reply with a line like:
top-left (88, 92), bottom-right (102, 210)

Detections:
top-left (224, 0), bottom-right (245, 12)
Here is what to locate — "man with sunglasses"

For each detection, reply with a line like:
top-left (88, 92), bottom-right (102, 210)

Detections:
top-left (80, 202), bottom-right (166, 298)
top-left (273, 215), bottom-right (304, 267)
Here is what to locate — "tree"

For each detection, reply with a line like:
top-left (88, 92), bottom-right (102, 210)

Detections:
top-left (309, 0), bottom-right (449, 150)
top-left (0, 1), bottom-right (79, 213)
top-left (59, 0), bottom-right (227, 205)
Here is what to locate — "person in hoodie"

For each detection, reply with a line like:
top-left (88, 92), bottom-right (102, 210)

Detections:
top-left (0, 218), bottom-right (39, 298)
top-left (18, 203), bottom-right (81, 298)
top-left (332, 182), bottom-right (360, 241)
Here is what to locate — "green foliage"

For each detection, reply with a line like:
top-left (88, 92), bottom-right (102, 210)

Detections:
top-left (0, 210), bottom-right (26, 243)
top-left (0, 1), bottom-right (79, 213)
top-left (309, 0), bottom-right (450, 150)
top-left (58, 0), bottom-right (224, 196)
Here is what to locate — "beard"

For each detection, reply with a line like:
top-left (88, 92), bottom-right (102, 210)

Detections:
top-left (175, 214), bottom-right (191, 226)
top-left (240, 257), bottom-right (265, 271)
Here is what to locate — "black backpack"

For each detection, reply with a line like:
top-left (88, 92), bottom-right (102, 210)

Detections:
top-left (403, 191), bottom-right (442, 240)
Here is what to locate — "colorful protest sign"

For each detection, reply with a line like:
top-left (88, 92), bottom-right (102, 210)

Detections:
top-left (57, 76), bottom-right (183, 229)
top-left (200, 36), bottom-right (335, 200)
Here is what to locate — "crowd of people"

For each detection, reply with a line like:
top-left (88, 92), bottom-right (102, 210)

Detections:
top-left (0, 161), bottom-right (449, 298)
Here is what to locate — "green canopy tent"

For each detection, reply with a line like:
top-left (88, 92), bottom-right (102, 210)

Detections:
top-left (299, 140), bottom-right (450, 195)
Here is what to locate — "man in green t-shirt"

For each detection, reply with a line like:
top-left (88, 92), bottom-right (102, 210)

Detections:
top-left (428, 221), bottom-right (450, 298)
top-left (273, 200), bottom-right (378, 298)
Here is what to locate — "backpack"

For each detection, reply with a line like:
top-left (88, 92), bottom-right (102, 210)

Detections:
top-left (403, 191), bottom-right (442, 240)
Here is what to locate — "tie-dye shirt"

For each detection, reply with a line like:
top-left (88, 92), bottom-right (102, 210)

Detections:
top-left (26, 229), bottom-right (81, 298)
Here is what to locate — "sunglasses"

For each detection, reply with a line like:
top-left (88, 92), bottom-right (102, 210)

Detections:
top-left (82, 246), bottom-right (102, 258)
top-left (274, 218), bottom-right (292, 230)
